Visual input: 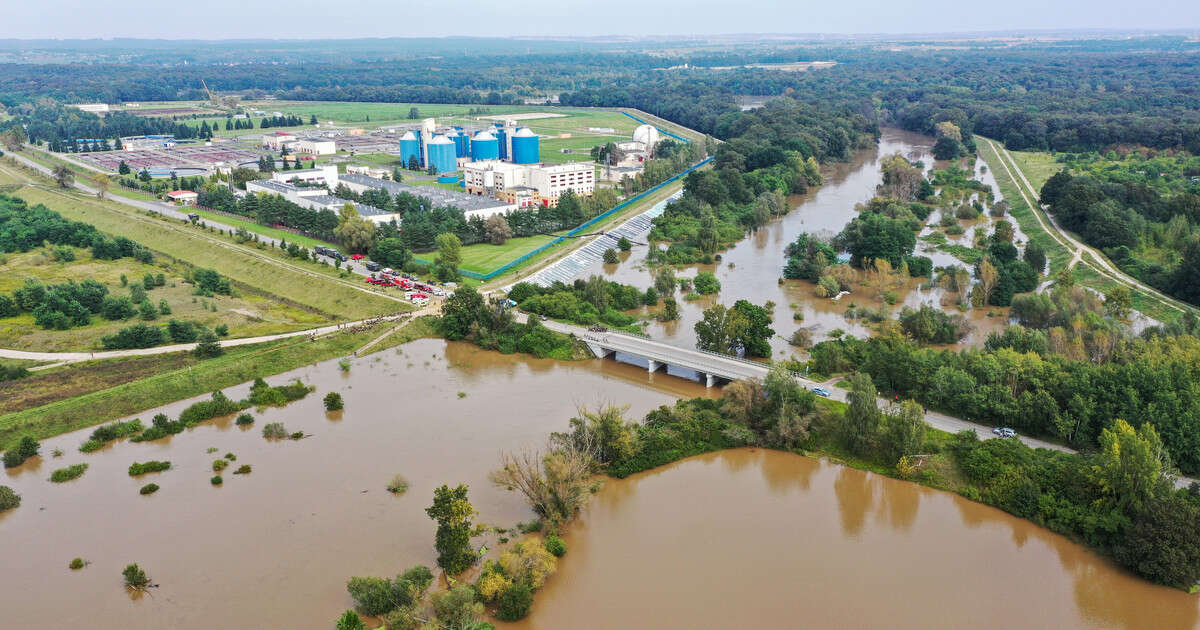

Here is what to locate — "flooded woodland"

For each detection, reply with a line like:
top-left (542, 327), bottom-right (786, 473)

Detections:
top-left (3, 130), bottom-right (1197, 629)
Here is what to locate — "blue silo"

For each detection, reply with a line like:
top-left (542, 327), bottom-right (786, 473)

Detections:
top-left (452, 130), bottom-right (471, 158)
top-left (426, 135), bottom-right (457, 174)
top-left (495, 124), bottom-right (508, 160)
top-left (511, 128), bottom-right (540, 164)
top-left (399, 131), bottom-right (421, 167)
top-left (470, 131), bottom-right (499, 161)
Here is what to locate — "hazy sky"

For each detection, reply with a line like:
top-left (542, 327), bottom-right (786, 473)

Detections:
top-left (6, 0), bottom-right (1200, 39)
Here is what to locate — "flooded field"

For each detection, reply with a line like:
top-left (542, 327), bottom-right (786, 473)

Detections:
top-left (509, 449), bottom-right (1200, 630)
top-left (0, 339), bottom-right (707, 629)
top-left (584, 129), bottom-right (1021, 357)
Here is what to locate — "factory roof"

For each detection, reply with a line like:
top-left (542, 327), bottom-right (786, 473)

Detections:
top-left (340, 172), bottom-right (513, 213)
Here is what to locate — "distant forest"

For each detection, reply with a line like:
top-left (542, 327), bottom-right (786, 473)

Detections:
top-left (1, 38), bottom-right (1199, 153)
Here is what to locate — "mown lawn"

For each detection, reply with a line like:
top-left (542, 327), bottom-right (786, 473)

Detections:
top-left (451, 235), bottom-right (558, 274)
top-left (1008, 150), bottom-right (1064, 192)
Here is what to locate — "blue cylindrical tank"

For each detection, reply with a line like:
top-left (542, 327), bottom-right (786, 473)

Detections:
top-left (470, 131), bottom-right (499, 161)
top-left (399, 131), bottom-right (420, 167)
top-left (426, 136), bottom-right (457, 174)
top-left (452, 131), bottom-right (471, 158)
top-left (511, 128), bottom-right (539, 164)
top-left (495, 125), bottom-right (508, 160)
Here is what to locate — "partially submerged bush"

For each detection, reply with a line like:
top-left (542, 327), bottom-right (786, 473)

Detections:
top-left (81, 419), bottom-right (144, 451)
top-left (497, 581), bottom-right (534, 621)
top-left (262, 423), bottom-right (288, 439)
top-left (212, 459), bottom-right (228, 472)
top-left (0, 485), bottom-right (20, 511)
top-left (3, 436), bottom-right (40, 468)
top-left (323, 392), bottom-right (344, 411)
top-left (387, 474), bottom-right (409, 494)
top-left (127, 461), bottom-right (171, 476)
top-left (210, 475), bottom-right (223, 485)
top-left (544, 535), bottom-right (567, 558)
top-left (49, 463), bottom-right (88, 483)
top-left (235, 413), bottom-right (254, 426)
top-left (233, 465), bottom-right (251, 475)
top-left (139, 483), bottom-right (159, 495)
top-left (69, 558), bottom-right (87, 570)
top-left (122, 564), bottom-right (149, 589)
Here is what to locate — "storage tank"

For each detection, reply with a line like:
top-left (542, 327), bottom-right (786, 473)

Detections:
top-left (452, 130), bottom-right (471, 158)
top-left (633, 124), bottom-right (660, 150)
top-left (494, 124), bottom-right (508, 160)
top-left (426, 135), bottom-right (457, 174)
top-left (399, 131), bottom-right (421, 167)
top-left (470, 131), bottom-right (499, 161)
top-left (510, 128), bottom-right (540, 164)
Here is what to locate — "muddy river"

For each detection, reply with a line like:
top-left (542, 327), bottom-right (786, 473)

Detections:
top-left (3, 343), bottom-right (1196, 628)
top-left (584, 129), bottom-right (1025, 357)
top-left (509, 448), bottom-right (1199, 630)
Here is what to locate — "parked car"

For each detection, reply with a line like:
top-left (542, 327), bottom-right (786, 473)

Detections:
top-left (992, 427), bottom-right (1017, 438)
top-left (187, 213), bottom-right (200, 222)
top-left (364, 261), bottom-right (381, 272)
top-left (810, 387), bottom-right (832, 398)
top-left (351, 254), bottom-right (364, 260)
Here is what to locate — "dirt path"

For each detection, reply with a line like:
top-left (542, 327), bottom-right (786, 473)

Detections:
top-left (981, 138), bottom-right (1193, 317)
top-left (0, 314), bottom-right (410, 364)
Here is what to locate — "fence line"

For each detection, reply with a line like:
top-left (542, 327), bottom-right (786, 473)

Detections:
top-left (618, 111), bottom-right (691, 144)
top-left (411, 155), bottom-right (712, 282)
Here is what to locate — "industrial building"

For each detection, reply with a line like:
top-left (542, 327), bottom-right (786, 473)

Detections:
top-left (270, 165), bottom-right (338, 186)
top-left (245, 179), bottom-right (396, 224)
top-left (339, 172), bottom-right (516, 219)
top-left (262, 132), bottom-right (295, 151)
top-left (292, 139), bottom-right (336, 156)
top-left (462, 160), bottom-right (594, 207)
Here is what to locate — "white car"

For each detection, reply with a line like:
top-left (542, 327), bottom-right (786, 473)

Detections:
top-left (992, 427), bottom-right (1017, 438)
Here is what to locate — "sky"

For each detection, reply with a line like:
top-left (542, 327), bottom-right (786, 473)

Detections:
top-left (5, 0), bottom-right (1200, 40)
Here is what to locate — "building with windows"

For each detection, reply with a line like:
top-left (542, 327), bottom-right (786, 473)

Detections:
top-left (338, 172), bottom-right (516, 219)
top-left (462, 160), bottom-right (594, 207)
top-left (245, 179), bottom-right (395, 224)
top-left (270, 165), bottom-right (338, 187)
top-left (292, 139), bottom-right (336, 156)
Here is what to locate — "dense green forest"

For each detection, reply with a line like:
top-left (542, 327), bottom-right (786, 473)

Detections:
top-left (3, 39), bottom-right (1199, 153)
top-left (1039, 152), bottom-right (1200, 305)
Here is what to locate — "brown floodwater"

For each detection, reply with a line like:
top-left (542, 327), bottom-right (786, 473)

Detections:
top-left (0, 339), bottom-right (710, 629)
top-left (583, 129), bottom-right (1020, 356)
top-left (507, 448), bottom-right (1200, 630)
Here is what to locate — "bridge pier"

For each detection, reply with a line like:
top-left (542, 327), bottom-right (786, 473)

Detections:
top-left (704, 373), bottom-right (717, 388)
top-left (648, 359), bottom-right (665, 373)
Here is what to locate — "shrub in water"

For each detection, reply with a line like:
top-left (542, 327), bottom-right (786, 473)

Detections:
top-left (3, 435), bottom-right (40, 468)
top-left (0, 485), bottom-right (20, 511)
top-left (233, 465), bottom-right (251, 475)
top-left (69, 558), bottom-right (87, 570)
top-left (224, 452), bottom-right (236, 461)
top-left (49, 463), bottom-right (88, 483)
top-left (323, 392), bottom-right (344, 411)
top-left (122, 564), bottom-right (149, 589)
top-left (497, 581), bottom-right (534, 621)
top-left (289, 431), bottom-right (305, 440)
top-left (544, 535), bottom-right (567, 558)
top-left (235, 413), bottom-right (254, 426)
top-left (262, 423), bottom-right (288, 439)
top-left (212, 459), bottom-right (228, 472)
top-left (139, 483), bottom-right (159, 495)
top-left (128, 461), bottom-right (171, 476)
top-left (210, 475), bottom-right (223, 485)
top-left (387, 474), bottom-right (409, 494)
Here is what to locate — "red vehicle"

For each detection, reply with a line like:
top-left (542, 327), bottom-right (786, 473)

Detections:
top-left (351, 254), bottom-right (364, 260)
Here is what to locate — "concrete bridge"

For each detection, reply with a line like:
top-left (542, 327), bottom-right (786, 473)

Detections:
top-left (579, 330), bottom-right (771, 387)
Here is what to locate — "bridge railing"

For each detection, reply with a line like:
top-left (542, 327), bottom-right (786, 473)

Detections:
top-left (603, 330), bottom-right (771, 372)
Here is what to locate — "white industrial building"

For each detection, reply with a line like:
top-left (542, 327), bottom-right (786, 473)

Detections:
top-left (72, 103), bottom-right (110, 113)
top-left (270, 165), bottom-right (339, 187)
top-left (339, 173), bottom-right (516, 219)
top-left (462, 160), bottom-right (594, 207)
top-left (245, 179), bottom-right (396, 224)
top-left (262, 132), bottom-right (296, 151)
top-left (292, 139), bottom-right (336, 156)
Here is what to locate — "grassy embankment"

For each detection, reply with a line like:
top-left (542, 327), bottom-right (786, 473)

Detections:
top-left (0, 328), bottom-right (379, 449)
top-left (979, 138), bottom-right (1188, 322)
top-left (3, 180), bottom-right (401, 321)
top-left (0, 247), bottom-right (324, 351)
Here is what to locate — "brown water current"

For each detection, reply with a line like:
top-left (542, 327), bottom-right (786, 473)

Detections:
top-left (0, 339), bottom-right (708, 629)
top-left (583, 129), bottom-right (1023, 356)
top-left (508, 449), bottom-right (1200, 630)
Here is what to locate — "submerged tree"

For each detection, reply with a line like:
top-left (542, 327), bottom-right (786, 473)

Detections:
top-left (425, 485), bottom-right (477, 574)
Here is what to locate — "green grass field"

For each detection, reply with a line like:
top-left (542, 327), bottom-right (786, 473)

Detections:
top-left (9, 184), bottom-right (401, 320)
top-left (0, 328), bottom-right (380, 449)
top-left (452, 235), bottom-right (558, 274)
top-left (1008, 150), bottom-right (1064, 192)
top-left (188, 208), bottom-right (337, 250)
top-left (976, 137), bottom-right (1072, 274)
top-left (0, 246), bottom-right (325, 351)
